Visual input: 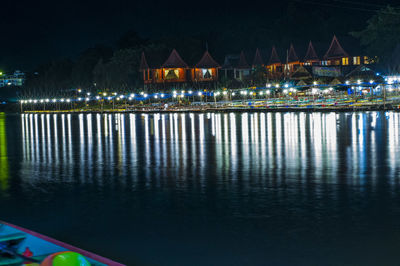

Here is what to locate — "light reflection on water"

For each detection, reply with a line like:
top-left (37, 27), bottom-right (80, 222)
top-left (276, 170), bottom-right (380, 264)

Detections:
top-left (16, 112), bottom-right (400, 191)
top-left (2, 112), bottom-right (400, 265)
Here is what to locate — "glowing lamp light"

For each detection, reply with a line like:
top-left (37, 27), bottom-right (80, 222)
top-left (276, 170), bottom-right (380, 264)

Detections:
top-left (161, 93), bottom-right (165, 98)
top-left (144, 94), bottom-right (148, 98)
top-left (95, 96), bottom-right (100, 100)
top-left (345, 80), bottom-right (350, 85)
top-left (60, 98), bottom-right (65, 102)
top-left (259, 91), bottom-right (263, 95)
top-left (52, 99), bottom-right (57, 103)
top-left (87, 92), bottom-right (91, 96)
top-left (369, 80), bottom-right (374, 84)
top-left (284, 84), bottom-right (289, 88)
top-left (173, 95), bottom-right (177, 98)
top-left (107, 97), bottom-right (112, 100)
top-left (85, 97), bottom-right (89, 101)
top-left (66, 99), bottom-right (71, 103)
top-left (197, 92), bottom-right (202, 96)
top-left (267, 83), bottom-right (271, 88)
top-left (313, 81), bottom-right (318, 85)
top-left (78, 89), bottom-right (82, 93)
top-left (232, 92), bottom-right (236, 96)
top-left (154, 95), bottom-right (158, 99)
top-left (223, 91), bottom-right (227, 95)
top-left (275, 84), bottom-right (279, 88)
top-left (103, 92), bottom-right (107, 96)
top-left (266, 90), bottom-right (271, 95)
top-left (33, 100), bottom-right (38, 103)
top-left (283, 89), bottom-right (288, 94)
top-left (130, 93), bottom-right (135, 97)
top-left (40, 99), bottom-right (44, 103)
top-left (357, 79), bottom-right (361, 84)
top-left (188, 90), bottom-right (193, 94)
top-left (45, 99), bottom-right (49, 103)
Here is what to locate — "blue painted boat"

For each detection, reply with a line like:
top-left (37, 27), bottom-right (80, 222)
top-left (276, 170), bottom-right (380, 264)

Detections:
top-left (0, 220), bottom-right (124, 265)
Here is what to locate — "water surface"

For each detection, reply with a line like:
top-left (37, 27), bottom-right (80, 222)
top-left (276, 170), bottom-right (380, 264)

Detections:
top-left (1, 112), bottom-right (400, 265)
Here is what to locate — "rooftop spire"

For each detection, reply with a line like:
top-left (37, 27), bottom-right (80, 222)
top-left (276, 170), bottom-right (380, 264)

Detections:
top-left (287, 44), bottom-right (299, 63)
top-left (195, 51), bottom-right (220, 68)
top-left (139, 52), bottom-right (149, 70)
top-left (252, 48), bottom-right (264, 66)
top-left (324, 35), bottom-right (348, 60)
top-left (304, 41), bottom-right (319, 61)
top-left (236, 51), bottom-right (250, 69)
top-left (268, 46), bottom-right (281, 65)
top-left (162, 49), bottom-right (188, 68)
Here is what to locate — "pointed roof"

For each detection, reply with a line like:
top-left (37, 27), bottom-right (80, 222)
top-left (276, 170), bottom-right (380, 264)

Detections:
top-left (304, 41), bottom-right (319, 62)
top-left (287, 44), bottom-right (299, 63)
top-left (195, 51), bottom-right (220, 68)
top-left (252, 48), bottom-right (264, 66)
top-left (268, 46), bottom-right (281, 65)
top-left (236, 51), bottom-right (250, 69)
top-left (139, 52), bottom-right (149, 70)
top-left (290, 65), bottom-right (311, 80)
top-left (330, 77), bottom-right (343, 85)
top-left (345, 65), bottom-right (375, 78)
top-left (162, 49), bottom-right (188, 68)
top-left (324, 35), bottom-right (349, 60)
top-left (221, 54), bottom-right (239, 69)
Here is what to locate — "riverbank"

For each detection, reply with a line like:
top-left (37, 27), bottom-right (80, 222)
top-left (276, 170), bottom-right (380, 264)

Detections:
top-left (21, 103), bottom-right (400, 114)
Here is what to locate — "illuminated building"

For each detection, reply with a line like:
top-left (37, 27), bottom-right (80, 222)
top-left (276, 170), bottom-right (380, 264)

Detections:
top-left (0, 70), bottom-right (25, 87)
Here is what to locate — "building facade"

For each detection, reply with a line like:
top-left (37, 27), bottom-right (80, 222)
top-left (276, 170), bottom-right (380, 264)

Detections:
top-left (0, 71), bottom-right (25, 87)
top-left (140, 35), bottom-right (376, 88)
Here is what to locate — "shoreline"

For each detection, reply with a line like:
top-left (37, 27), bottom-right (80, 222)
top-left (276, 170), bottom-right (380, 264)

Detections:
top-left (20, 104), bottom-right (400, 114)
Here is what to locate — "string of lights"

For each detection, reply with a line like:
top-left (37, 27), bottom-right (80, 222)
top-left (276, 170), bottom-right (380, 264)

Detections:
top-left (19, 77), bottom-right (400, 105)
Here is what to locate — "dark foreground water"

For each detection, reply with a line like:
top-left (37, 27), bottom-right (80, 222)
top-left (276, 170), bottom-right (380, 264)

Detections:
top-left (1, 112), bottom-right (400, 265)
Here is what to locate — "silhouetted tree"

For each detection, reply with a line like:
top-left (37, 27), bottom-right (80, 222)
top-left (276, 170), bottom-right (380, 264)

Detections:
top-left (351, 6), bottom-right (400, 69)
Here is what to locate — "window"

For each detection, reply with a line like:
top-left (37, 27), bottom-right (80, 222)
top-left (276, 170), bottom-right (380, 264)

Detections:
top-left (202, 69), bottom-right (213, 79)
top-left (342, 57), bottom-right (349, 65)
top-left (364, 56), bottom-right (369, 64)
top-left (165, 69), bottom-right (179, 80)
top-left (353, 56), bottom-right (360, 65)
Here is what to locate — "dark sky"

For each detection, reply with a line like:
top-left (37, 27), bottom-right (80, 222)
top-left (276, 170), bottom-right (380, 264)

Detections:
top-left (0, 0), bottom-right (397, 71)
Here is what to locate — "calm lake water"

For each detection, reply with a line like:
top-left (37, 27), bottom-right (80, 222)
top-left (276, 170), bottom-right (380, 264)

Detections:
top-left (1, 111), bottom-right (400, 265)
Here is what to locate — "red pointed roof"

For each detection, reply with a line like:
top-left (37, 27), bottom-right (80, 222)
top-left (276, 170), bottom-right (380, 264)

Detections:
top-left (324, 35), bottom-right (348, 60)
top-left (304, 41), bottom-right (319, 61)
top-left (195, 51), bottom-right (220, 68)
top-left (287, 44), bottom-right (299, 63)
top-left (252, 48), bottom-right (264, 66)
top-left (162, 49), bottom-right (188, 68)
top-left (268, 46), bottom-right (281, 65)
top-left (236, 51), bottom-right (250, 69)
top-left (139, 52), bottom-right (149, 70)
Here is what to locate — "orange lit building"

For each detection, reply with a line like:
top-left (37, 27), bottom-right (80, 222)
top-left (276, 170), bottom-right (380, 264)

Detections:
top-left (284, 44), bottom-right (301, 75)
top-left (267, 46), bottom-right (282, 79)
top-left (303, 41), bottom-right (319, 65)
top-left (192, 51), bottom-right (220, 82)
top-left (140, 49), bottom-right (188, 85)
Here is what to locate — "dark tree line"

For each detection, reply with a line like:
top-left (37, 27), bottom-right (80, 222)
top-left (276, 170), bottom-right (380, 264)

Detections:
top-left (23, 4), bottom-right (400, 96)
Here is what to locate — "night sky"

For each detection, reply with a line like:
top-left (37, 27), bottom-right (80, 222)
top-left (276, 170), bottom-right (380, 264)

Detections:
top-left (1, 0), bottom-right (397, 71)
